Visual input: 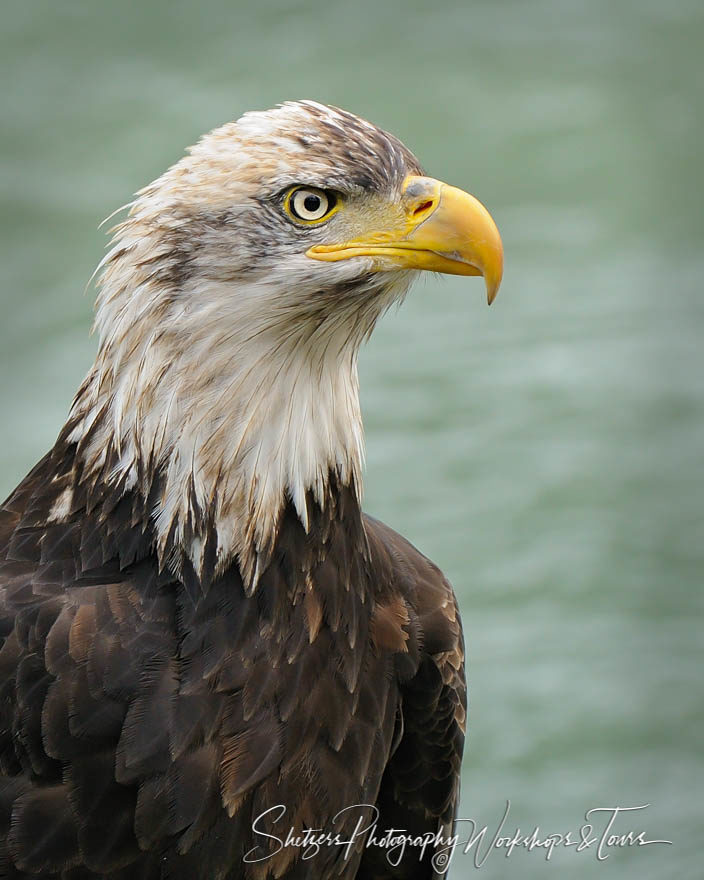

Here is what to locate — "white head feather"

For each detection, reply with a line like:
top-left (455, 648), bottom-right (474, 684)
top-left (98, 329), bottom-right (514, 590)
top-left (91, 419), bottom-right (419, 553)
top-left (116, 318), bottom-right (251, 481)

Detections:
top-left (66, 102), bottom-right (421, 584)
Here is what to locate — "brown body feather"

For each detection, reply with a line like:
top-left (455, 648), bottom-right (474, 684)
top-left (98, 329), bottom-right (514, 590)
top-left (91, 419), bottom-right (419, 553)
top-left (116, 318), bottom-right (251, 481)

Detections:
top-left (0, 438), bottom-right (465, 879)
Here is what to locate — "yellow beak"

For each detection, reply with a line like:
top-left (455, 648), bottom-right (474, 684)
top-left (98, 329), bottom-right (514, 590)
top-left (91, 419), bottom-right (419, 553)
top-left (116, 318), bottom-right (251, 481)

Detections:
top-left (306, 175), bottom-right (503, 304)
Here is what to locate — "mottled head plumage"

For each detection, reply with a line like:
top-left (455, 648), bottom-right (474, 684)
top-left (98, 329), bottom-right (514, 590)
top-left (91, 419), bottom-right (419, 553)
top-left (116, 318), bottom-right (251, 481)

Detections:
top-left (229, 100), bottom-right (422, 192)
top-left (66, 101), bottom-right (424, 587)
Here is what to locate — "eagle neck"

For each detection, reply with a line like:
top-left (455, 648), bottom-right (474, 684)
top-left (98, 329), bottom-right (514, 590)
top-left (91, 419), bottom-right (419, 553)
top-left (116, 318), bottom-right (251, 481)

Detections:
top-left (63, 275), bottom-right (373, 590)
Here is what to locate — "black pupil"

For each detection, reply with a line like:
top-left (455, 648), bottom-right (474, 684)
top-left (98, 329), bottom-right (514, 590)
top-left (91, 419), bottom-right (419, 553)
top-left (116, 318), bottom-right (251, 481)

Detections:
top-left (303, 194), bottom-right (322, 214)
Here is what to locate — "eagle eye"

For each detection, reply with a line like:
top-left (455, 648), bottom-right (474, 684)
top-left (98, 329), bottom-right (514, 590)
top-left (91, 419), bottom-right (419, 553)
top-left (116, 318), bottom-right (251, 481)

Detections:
top-left (284, 186), bottom-right (338, 224)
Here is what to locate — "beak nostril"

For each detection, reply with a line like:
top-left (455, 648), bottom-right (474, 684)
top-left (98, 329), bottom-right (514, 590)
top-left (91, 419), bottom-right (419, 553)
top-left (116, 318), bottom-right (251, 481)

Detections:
top-left (412, 200), bottom-right (434, 217)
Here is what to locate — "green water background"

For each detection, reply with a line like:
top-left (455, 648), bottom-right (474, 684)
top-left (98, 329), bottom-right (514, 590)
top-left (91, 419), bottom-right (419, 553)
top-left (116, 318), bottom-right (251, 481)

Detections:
top-left (1, 1), bottom-right (702, 877)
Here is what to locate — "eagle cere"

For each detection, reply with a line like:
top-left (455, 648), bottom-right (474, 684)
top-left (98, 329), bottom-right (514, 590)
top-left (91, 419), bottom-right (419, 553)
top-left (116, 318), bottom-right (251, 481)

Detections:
top-left (0, 101), bottom-right (503, 879)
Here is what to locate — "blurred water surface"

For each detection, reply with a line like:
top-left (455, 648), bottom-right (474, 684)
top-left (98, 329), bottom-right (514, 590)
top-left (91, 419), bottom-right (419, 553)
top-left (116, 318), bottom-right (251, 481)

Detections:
top-left (1, 1), bottom-right (702, 878)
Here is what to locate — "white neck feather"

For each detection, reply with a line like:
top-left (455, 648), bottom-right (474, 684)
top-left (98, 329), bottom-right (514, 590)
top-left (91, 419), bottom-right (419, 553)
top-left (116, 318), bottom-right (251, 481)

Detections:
top-left (66, 258), bottom-right (406, 583)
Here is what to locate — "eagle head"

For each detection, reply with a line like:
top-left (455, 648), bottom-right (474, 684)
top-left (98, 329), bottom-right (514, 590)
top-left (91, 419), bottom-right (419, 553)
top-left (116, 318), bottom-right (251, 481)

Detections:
top-left (72, 101), bottom-right (502, 585)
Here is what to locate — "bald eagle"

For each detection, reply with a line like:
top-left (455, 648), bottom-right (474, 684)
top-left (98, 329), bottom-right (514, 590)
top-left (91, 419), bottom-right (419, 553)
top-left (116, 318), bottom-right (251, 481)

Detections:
top-left (0, 102), bottom-right (502, 879)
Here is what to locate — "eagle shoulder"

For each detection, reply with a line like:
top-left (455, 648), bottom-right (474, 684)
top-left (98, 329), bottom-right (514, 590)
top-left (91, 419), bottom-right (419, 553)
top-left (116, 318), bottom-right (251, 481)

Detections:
top-left (361, 514), bottom-right (466, 879)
